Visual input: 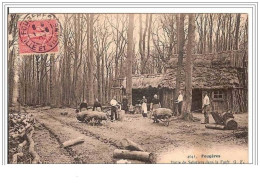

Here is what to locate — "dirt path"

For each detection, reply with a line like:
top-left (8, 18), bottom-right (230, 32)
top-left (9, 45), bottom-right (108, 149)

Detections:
top-left (34, 112), bottom-right (115, 163)
top-left (33, 125), bottom-right (74, 164)
top-left (26, 107), bottom-right (248, 164)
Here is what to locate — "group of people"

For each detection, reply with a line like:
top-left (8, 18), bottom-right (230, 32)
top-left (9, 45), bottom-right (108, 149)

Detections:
top-left (110, 94), bottom-right (162, 121)
top-left (80, 97), bottom-right (119, 121)
top-left (79, 98), bottom-right (102, 112)
top-left (79, 91), bottom-right (211, 124)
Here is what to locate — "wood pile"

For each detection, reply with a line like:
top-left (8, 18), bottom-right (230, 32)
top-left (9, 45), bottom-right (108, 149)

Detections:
top-left (8, 113), bottom-right (41, 164)
top-left (113, 139), bottom-right (154, 163)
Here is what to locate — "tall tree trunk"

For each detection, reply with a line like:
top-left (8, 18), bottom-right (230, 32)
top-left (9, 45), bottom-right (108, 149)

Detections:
top-left (49, 54), bottom-right (54, 106)
top-left (209, 14), bottom-right (213, 53)
top-left (141, 14), bottom-right (149, 74)
top-left (175, 14), bottom-right (185, 108)
top-left (203, 15), bottom-right (207, 53)
top-left (175, 14), bottom-right (180, 54)
top-left (97, 56), bottom-right (101, 102)
top-left (101, 54), bottom-right (105, 104)
top-left (139, 14), bottom-right (143, 68)
top-left (234, 13), bottom-right (241, 50)
top-left (126, 14), bottom-right (134, 105)
top-left (8, 14), bottom-right (19, 110)
top-left (88, 14), bottom-right (94, 105)
top-left (183, 14), bottom-right (195, 120)
top-left (146, 14), bottom-right (152, 62)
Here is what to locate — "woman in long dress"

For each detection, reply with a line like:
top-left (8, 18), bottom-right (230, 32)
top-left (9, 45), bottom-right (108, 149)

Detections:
top-left (141, 96), bottom-right (148, 117)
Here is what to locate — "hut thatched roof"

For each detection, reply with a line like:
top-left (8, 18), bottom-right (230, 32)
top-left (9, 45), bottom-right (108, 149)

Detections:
top-left (130, 74), bottom-right (164, 89)
top-left (127, 52), bottom-right (243, 90)
top-left (160, 66), bottom-right (240, 89)
top-left (128, 65), bottom-right (240, 90)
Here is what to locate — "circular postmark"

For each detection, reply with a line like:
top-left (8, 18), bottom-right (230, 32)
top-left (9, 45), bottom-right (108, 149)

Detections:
top-left (19, 14), bottom-right (60, 54)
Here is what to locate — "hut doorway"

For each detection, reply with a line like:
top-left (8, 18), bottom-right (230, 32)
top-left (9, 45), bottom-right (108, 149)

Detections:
top-left (191, 89), bottom-right (202, 112)
top-left (132, 87), bottom-right (158, 110)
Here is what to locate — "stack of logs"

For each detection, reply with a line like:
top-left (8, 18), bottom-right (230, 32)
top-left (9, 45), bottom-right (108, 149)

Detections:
top-left (206, 112), bottom-right (238, 130)
top-left (9, 113), bottom-right (41, 164)
top-left (113, 139), bottom-right (154, 163)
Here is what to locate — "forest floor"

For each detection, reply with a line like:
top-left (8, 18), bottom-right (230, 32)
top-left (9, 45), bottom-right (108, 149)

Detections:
top-left (21, 107), bottom-right (248, 164)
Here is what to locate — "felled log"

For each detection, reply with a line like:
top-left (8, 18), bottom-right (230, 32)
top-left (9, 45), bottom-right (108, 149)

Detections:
top-left (116, 159), bottom-right (131, 164)
top-left (76, 110), bottom-right (107, 122)
top-left (18, 140), bottom-right (27, 153)
top-left (225, 118), bottom-right (238, 130)
top-left (113, 149), bottom-right (153, 162)
top-left (205, 124), bottom-right (225, 130)
top-left (12, 152), bottom-right (24, 164)
top-left (26, 127), bottom-right (41, 164)
top-left (62, 137), bottom-right (85, 148)
top-left (121, 138), bottom-right (145, 151)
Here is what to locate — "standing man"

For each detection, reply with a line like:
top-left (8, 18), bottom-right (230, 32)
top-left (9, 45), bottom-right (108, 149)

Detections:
top-left (110, 96), bottom-right (118, 121)
top-left (93, 98), bottom-right (102, 112)
top-left (177, 91), bottom-right (183, 116)
top-left (80, 100), bottom-right (88, 112)
top-left (150, 94), bottom-right (161, 123)
top-left (150, 94), bottom-right (161, 110)
top-left (202, 92), bottom-right (210, 124)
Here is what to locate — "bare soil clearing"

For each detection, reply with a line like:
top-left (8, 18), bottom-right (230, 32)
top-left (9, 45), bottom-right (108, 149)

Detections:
top-left (24, 107), bottom-right (248, 164)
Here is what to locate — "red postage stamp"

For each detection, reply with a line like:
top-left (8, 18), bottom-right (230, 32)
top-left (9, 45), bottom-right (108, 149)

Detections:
top-left (18, 14), bottom-right (59, 54)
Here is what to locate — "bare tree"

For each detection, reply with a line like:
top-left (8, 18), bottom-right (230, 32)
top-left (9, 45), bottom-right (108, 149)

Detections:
top-left (234, 13), bottom-right (241, 50)
top-left (126, 14), bottom-right (134, 105)
top-left (88, 14), bottom-right (95, 105)
top-left (183, 14), bottom-right (195, 120)
top-left (174, 13), bottom-right (185, 112)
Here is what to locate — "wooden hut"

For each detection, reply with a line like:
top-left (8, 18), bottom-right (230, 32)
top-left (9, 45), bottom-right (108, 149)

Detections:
top-left (159, 51), bottom-right (248, 113)
top-left (128, 50), bottom-right (248, 113)
top-left (159, 66), bottom-right (247, 113)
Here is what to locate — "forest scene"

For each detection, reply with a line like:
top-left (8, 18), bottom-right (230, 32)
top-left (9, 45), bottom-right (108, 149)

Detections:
top-left (8, 13), bottom-right (248, 164)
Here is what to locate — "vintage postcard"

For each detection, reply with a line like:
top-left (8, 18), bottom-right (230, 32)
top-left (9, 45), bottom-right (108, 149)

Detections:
top-left (4, 5), bottom-right (253, 165)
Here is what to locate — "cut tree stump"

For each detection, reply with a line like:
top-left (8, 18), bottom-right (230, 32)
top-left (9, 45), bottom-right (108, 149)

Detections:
top-left (121, 138), bottom-right (145, 151)
top-left (205, 124), bottom-right (225, 130)
top-left (225, 118), bottom-right (238, 130)
top-left (113, 149), bottom-right (153, 162)
top-left (62, 137), bottom-right (85, 148)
